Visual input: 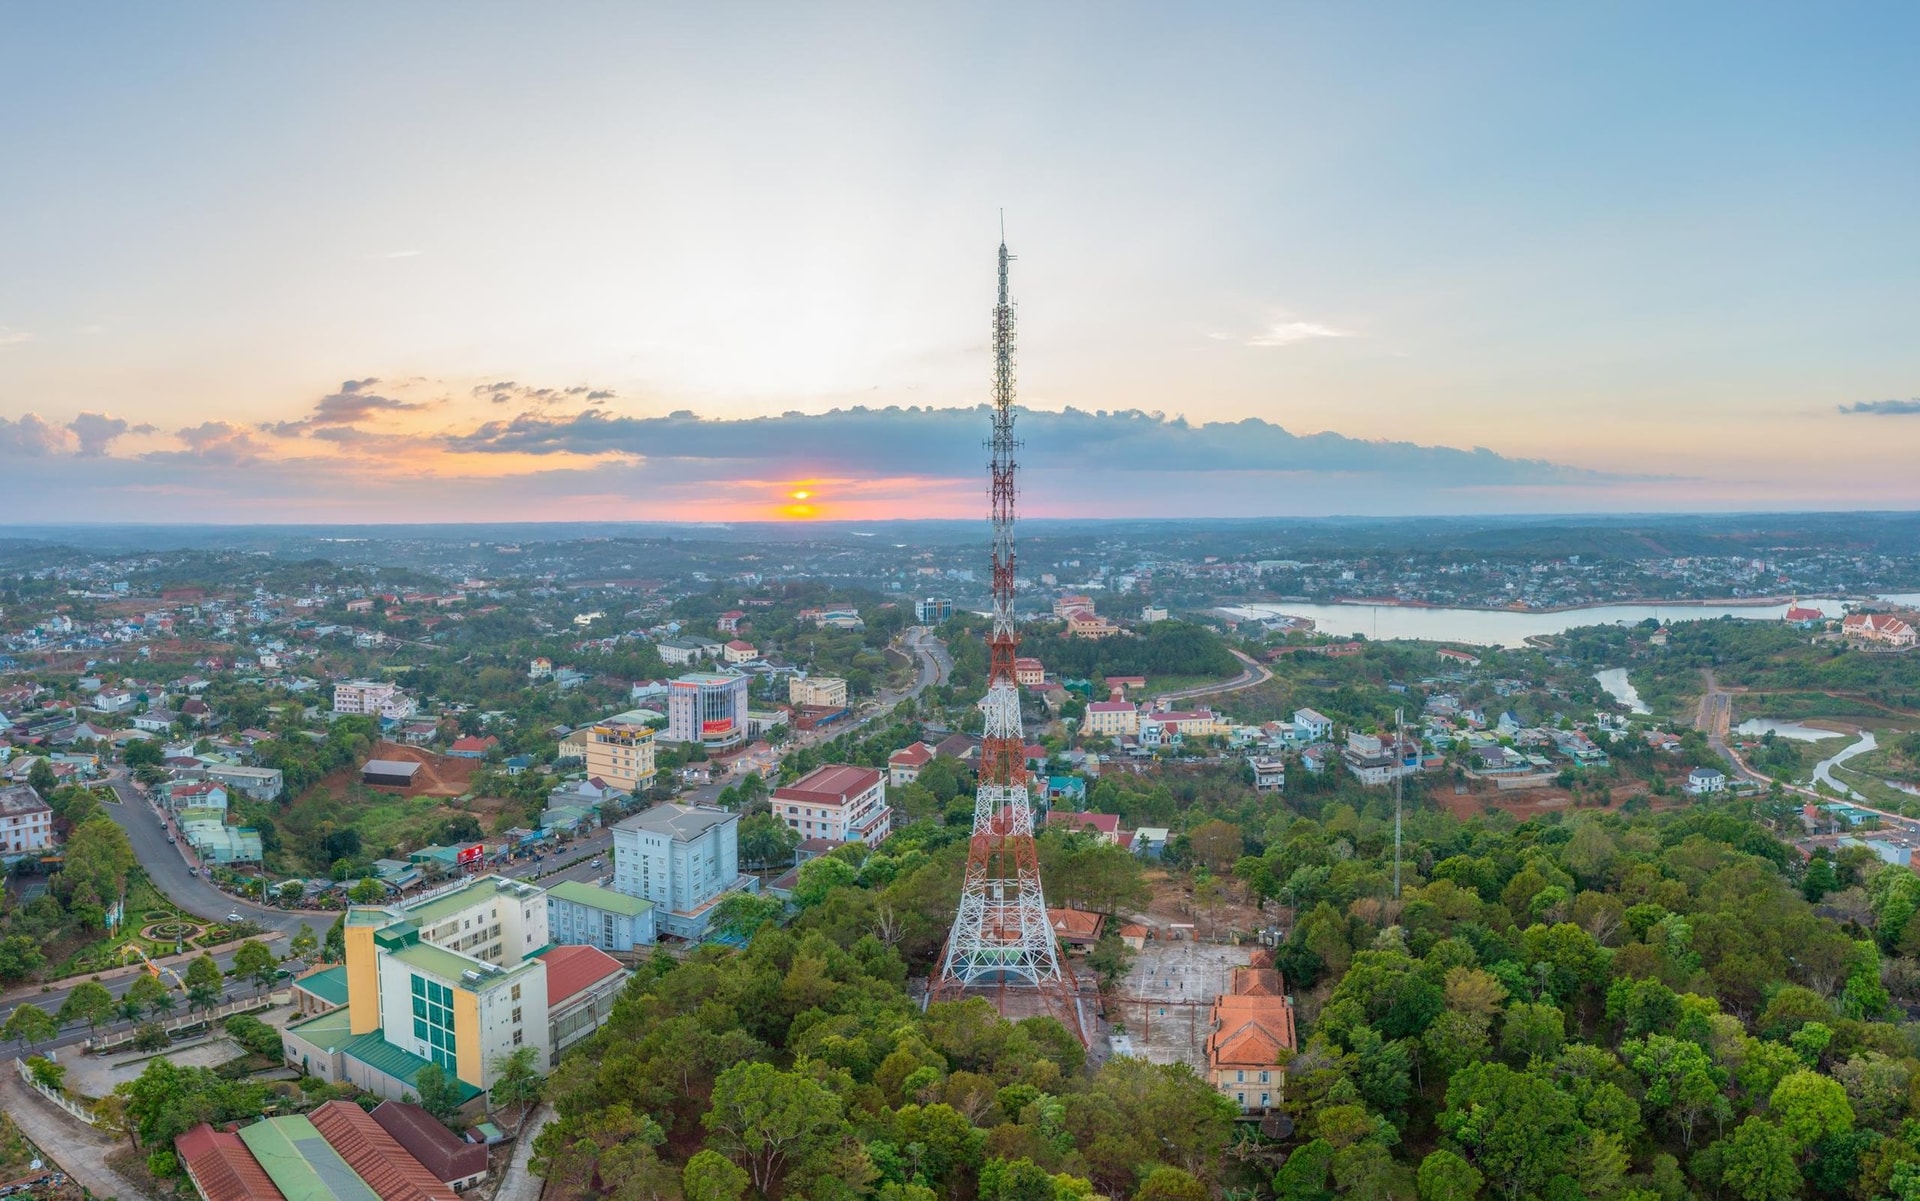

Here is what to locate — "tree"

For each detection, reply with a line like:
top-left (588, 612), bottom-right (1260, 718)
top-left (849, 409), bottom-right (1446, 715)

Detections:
top-left (412, 1062), bottom-right (466, 1126)
top-left (1135, 1166), bottom-right (1208, 1201)
top-left (1718, 1118), bottom-right (1800, 1201)
top-left (26, 1054), bottom-right (65, 1092)
top-left (739, 812), bottom-right (802, 870)
top-left (703, 1061), bottom-right (846, 1197)
top-left (125, 973), bottom-right (169, 1019)
top-left (233, 939), bottom-right (277, 994)
top-left (348, 877), bottom-right (386, 904)
top-left (1417, 1150), bottom-right (1483, 1201)
top-left (792, 857), bottom-right (859, 908)
top-left (714, 891), bottom-right (786, 940)
top-left (27, 757), bottom-right (56, 797)
top-left (62, 818), bottom-right (136, 905)
top-left (1438, 1063), bottom-right (1582, 1201)
top-left (1086, 930), bottom-right (1136, 994)
top-left (1188, 820), bottom-right (1243, 875)
top-left (684, 1149), bottom-right (751, 1201)
top-left (489, 1046), bottom-right (544, 1126)
top-left (59, 980), bottom-right (116, 1036)
top-left (4, 1002), bottom-right (57, 1050)
top-left (289, 923), bottom-right (319, 960)
top-left (0, 934), bottom-right (46, 985)
top-left (1769, 1069), bottom-right (1853, 1155)
top-left (184, 954), bottom-right (225, 1015)
top-left (123, 738), bottom-right (165, 768)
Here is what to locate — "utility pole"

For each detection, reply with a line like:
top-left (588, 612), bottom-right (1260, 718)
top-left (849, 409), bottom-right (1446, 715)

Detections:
top-left (1394, 706), bottom-right (1404, 900)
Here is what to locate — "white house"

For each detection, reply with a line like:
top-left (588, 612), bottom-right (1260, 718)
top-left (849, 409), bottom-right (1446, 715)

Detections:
top-left (1685, 766), bottom-right (1728, 795)
top-left (1292, 708), bottom-right (1333, 743)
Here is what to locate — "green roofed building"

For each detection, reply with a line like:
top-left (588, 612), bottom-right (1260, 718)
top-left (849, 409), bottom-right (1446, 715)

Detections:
top-left (546, 879), bottom-right (656, 952)
top-left (238, 1115), bottom-right (381, 1201)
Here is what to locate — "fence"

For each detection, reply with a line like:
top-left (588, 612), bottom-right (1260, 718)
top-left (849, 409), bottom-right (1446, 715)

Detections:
top-left (86, 994), bottom-right (275, 1054)
top-left (12, 1057), bottom-right (97, 1126)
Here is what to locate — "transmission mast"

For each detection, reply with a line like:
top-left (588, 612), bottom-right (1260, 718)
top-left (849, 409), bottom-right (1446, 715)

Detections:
top-left (931, 228), bottom-right (1085, 1043)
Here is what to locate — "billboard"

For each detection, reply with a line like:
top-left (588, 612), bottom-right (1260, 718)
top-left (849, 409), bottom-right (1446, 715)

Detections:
top-left (456, 842), bottom-right (484, 866)
top-left (701, 718), bottom-right (735, 736)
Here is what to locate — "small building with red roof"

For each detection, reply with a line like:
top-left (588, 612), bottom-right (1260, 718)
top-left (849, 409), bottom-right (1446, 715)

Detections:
top-left (174, 1122), bottom-right (287, 1201)
top-left (534, 944), bottom-right (629, 1066)
top-left (370, 1102), bottom-right (489, 1192)
top-left (308, 1100), bottom-right (459, 1201)
top-left (887, 741), bottom-right (933, 786)
top-left (773, 763), bottom-right (891, 845)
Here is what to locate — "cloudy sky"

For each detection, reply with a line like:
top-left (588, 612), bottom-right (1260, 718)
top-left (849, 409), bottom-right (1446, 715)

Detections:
top-left (2, 4), bottom-right (1916, 522)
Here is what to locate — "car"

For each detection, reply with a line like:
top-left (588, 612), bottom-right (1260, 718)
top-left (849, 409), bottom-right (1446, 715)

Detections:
top-left (227, 912), bottom-right (242, 923)
top-left (167, 835), bottom-right (176, 843)
top-left (591, 858), bottom-right (604, 868)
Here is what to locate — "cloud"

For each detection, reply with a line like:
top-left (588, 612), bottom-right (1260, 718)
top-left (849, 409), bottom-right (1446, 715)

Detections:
top-left (0, 328), bottom-right (32, 348)
top-left (1839, 398), bottom-right (1920, 415)
top-left (69, 411), bottom-right (155, 456)
top-left (264, 378), bottom-right (432, 434)
top-left (374, 250), bottom-right (422, 259)
top-left (1247, 320), bottom-right (1352, 347)
top-left (0, 414), bottom-right (71, 456)
top-left (165, 421), bottom-right (272, 465)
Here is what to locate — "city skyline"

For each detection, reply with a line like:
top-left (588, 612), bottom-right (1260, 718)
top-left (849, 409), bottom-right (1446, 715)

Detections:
top-left (2, 4), bottom-right (1917, 521)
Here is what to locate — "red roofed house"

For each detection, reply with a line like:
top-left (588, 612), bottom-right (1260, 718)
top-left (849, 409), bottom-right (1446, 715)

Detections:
top-left (1104, 675), bottom-right (1146, 693)
top-left (1014, 657), bottom-right (1046, 686)
top-left (1082, 700), bottom-right (1140, 739)
top-left (308, 1100), bottom-right (459, 1201)
top-left (722, 639), bottom-right (760, 665)
top-left (1784, 604), bottom-right (1826, 627)
top-left (1047, 907), bottom-right (1106, 949)
top-left (1049, 810), bottom-right (1121, 845)
top-left (887, 742), bottom-right (933, 786)
top-left (1065, 609), bottom-right (1121, 640)
top-left (447, 735), bottom-right (498, 759)
top-left (716, 610), bottom-right (746, 633)
top-left (1843, 612), bottom-right (1917, 648)
top-left (773, 764), bottom-right (891, 845)
top-left (1206, 951), bottom-right (1297, 1115)
top-left (1435, 648), bottom-right (1481, 667)
top-left (534, 944), bottom-right (630, 1067)
top-left (370, 1102), bottom-right (490, 1192)
top-left (174, 1122), bottom-right (286, 1201)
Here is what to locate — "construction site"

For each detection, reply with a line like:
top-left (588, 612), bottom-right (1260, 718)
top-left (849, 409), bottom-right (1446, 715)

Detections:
top-left (1106, 938), bottom-right (1248, 1072)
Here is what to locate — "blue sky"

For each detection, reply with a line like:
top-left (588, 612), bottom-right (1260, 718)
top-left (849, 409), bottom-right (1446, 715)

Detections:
top-left (1, 3), bottom-right (1916, 521)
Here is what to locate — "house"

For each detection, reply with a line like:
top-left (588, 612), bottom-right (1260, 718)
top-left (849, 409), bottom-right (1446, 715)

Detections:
top-left (932, 732), bottom-right (983, 765)
top-left (888, 741), bottom-right (933, 786)
top-left (547, 880), bottom-right (656, 952)
top-left (132, 708), bottom-right (180, 733)
top-left (369, 1102), bottom-right (489, 1192)
top-left (655, 637), bottom-right (710, 666)
top-left (773, 764), bottom-right (892, 845)
top-left (1104, 675), bottom-right (1147, 693)
top-left (307, 1100), bottom-right (460, 1201)
top-left (535, 943), bottom-right (631, 1066)
top-left (1082, 700), bottom-right (1140, 739)
top-left (1248, 756), bottom-right (1286, 792)
top-left (1131, 827), bottom-right (1170, 859)
top-left (1047, 907), bottom-right (1106, 950)
top-left (722, 639), bottom-right (760, 665)
top-left (1065, 610), bottom-right (1121, 639)
top-left (333, 680), bottom-right (416, 720)
top-left (92, 688), bottom-right (136, 714)
top-left (362, 759), bottom-right (422, 789)
top-left (1843, 613), bottom-right (1918, 648)
top-left (447, 735), bottom-right (498, 759)
top-left (238, 1115), bottom-right (382, 1201)
top-left (0, 783), bottom-right (55, 856)
top-left (174, 1123), bottom-right (287, 1201)
top-left (1435, 648), bottom-right (1482, 667)
top-left (1292, 709), bottom-right (1333, 743)
top-left (1014, 658), bottom-right (1046, 686)
top-left (1649, 627), bottom-right (1670, 647)
top-left (398, 721), bottom-right (439, 746)
top-left (528, 657), bottom-right (553, 680)
top-left (1206, 951), bottom-right (1297, 1115)
top-left (1686, 766), bottom-right (1728, 795)
top-left (611, 803), bottom-right (755, 940)
top-left (1340, 731), bottom-right (1420, 786)
top-left (716, 610), bottom-right (745, 633)
top-left (1300, 745), bottom-right (1332, 774)
top-left (1645, 730), bottom-right (1683, 753)
top-left (1049, 810), bottom-right (1121, 845)
top-left (1784, 604), bottom-right (1826, 628)
top-left (206, 763), bottom-right (285, 800)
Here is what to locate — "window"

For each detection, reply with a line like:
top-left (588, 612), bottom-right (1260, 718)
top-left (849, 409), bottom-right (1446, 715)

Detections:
top-left (511, 1007), bottom-right (522, 1024)
top-left (1235, 1070), bottom-right (1244, 1082)
top-left (512, 1029), bottom-right (523, 1046)
top-left (408, 975), bottom-right (458, 1072)
top-left (511, 984), bottom-right (521, 1001)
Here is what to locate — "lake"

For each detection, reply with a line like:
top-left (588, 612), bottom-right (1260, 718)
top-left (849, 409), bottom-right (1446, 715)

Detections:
top-left (1594, 668), bottom-right (1650, 715)
top-left (1733, 719), bottom-right (1846, 742)
top-left (1226, 596), bottom-right (1859, 649)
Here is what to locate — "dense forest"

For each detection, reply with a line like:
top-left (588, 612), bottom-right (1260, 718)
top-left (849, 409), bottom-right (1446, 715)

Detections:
top-left (527, 781), bottom-right (1920, 1201)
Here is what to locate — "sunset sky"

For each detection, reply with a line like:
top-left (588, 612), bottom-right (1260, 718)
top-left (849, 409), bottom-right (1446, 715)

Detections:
top-left (2, 4), bottom-right (1917, 523)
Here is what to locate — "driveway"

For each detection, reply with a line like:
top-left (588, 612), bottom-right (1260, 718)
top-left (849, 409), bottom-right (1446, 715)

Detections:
top-left (0, 1067), bottom-right (151, 1200)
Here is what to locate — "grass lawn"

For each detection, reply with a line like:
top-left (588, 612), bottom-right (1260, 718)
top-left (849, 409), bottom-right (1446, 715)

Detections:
top-left (46, 869), bottom-right (196, 978)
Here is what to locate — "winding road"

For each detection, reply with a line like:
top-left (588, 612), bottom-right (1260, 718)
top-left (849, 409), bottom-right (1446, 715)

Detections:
top-left (1151, 648), bottom-right (1272, 706)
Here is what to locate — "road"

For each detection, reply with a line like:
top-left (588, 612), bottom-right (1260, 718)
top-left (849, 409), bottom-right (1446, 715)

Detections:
top-left (1152, 648), bottom-right (1272, 706)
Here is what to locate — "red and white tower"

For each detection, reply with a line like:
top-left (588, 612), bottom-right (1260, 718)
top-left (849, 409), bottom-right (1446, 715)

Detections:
top-left (931, 231), bottom-right (1085, 1043)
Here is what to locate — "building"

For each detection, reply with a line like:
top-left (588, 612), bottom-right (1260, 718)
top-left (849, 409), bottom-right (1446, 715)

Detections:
top-left (1206, 955), bottom-right (1297, 1115)
top-left (585, 718), bottom-right (658, 794)
top-left (334, 681), bottom-right (415, 720)
top-left (1049, 810), bottom-right (1121, 845)
top-left (664, 672), bottom-right (751, 751)
top-left (716, 610), bottom-right (745, 633)
top-left (282, 875), bottom-right (622, 1104)
top-left (772, 764), bottom-right (892, 845)
top-left (1843, 613), bottom-right (1918, 648)
top-left (1686, 766), bottom-right (1728, 795)
top-left (1140, 709), bottom-right (1223, 746)
top-left (612, 803), bottom-right (752, 940)
top-left (132, 709), bottom-right (179, 733)
top-left (1248, 756), bottom-right (1286, 792)
top-left (363, 760), bottom-right (423, 789)
top-left (1082, 700), bottom-right (1140, 739)
top-left (915, 597), bottom-right (954, 623)
top-left (1053, 595), bottom-right (1094, 619)
top-left (1293, 708), bottom-right (1333, 743)
top-left (789, 675), bottom-right (849, 709)
top-left (722, 639), bottom-right (760, 665)
top-left (537, 943), bottom-right (630, 1066)
top-left (370, 1102), bottom-right (489, 1192)
top-left (308, 1100), bottom-right (459, 1201)
top-left (546, 879), bottom-right (657, 952)
top-left (0, 783), bottom-right (55, 856)
top-left (1047, 907), bottom-right (1106, 950)
top-left (205, 763), bottom-right (285, 801)
top-left (293, 965), bottom-right (351, 1017)
top-left (174, 1122), bottom-right (287, 1201)
top-left (447, 735), bottom-right (498, 759)
top-left (1065, 609), bottom-right (1121, 639)
top-left (656, 637), bottom-right (710, 666)
top-left (888, 742), bottom-right (933, 786)
top-left (1340, 732), bottom-right (1420, 787)
top-left (1014, 658), bottom-right (1046, 686)
top-left (238, 1115), bottom-right (383, 1201)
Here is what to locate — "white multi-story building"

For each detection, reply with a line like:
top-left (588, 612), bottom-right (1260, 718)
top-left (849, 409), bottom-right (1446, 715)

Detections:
top-left (789, 676), bottom-right (848, 709)
top-left (772, 764), bottom-right (891, 845)
top-left (612, 803), bottom-right (750, 939)
top-left (664, 672), bottom-right (751, 750)
top-left (1292, 708), bottom-right (1334, 743)
top-left (333, 680), bottom-right (416, 719)
top-left (0, 784), bottom-right (55, 856)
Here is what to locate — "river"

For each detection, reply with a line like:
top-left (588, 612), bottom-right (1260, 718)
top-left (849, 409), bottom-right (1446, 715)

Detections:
top-left (1225, 596), bottom-right (1869, 649)
top-left (1733, 719), bottom-right (1845, 742)
top-left (1814, 731), bottom-right (1878, 801)
top-left (1593, 668), bottom-right (1650, 714)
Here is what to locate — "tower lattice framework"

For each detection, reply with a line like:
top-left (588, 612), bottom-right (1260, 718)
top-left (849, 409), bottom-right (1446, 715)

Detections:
top-left (931, 232), bottom-right (1084, 1043)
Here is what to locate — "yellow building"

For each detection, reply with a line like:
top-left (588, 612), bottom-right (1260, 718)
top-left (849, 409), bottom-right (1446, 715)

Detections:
top-left (586, 719), bottom-right (658, 792)
top-left (789, 675), bottom-right (849, 709)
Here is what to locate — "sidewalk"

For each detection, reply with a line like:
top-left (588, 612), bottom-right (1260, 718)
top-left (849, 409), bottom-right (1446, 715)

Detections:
top-left (492, 1103), bottom-right (555, 1201)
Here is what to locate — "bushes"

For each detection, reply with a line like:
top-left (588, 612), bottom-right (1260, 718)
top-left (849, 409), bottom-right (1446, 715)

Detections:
top-left (225, 1013), bottom-right (284, 1059)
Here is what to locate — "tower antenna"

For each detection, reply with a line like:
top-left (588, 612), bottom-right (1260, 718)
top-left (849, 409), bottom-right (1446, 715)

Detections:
top-left (932, 226), bottom-right (1084, 1043)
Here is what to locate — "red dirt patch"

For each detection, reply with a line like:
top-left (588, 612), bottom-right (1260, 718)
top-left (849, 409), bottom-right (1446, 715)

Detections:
top-left (359, 741), bottom-right (477, 797)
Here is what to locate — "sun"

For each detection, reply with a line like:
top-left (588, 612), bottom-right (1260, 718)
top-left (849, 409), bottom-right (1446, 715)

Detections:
top-left (790, 490), bottom-right (810, 500)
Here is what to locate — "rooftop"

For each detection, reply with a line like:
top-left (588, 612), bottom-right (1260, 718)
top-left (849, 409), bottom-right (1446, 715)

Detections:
top-left (545, 879), bottom-right (654, 918)
top-left (294, 964), bottom-right (350, 1007)
top-left (617, 802), bottom-right (736, 841)
top-left (534, 943), bottom-right (628, 1007)
top-left (238, 1115), bottom-right (383, 1201)
top-left (308, 1100), bottom-right (459, 1201)
top-left (369, 1103), bottom-right (489, 1186)
top-left (401, 875), bottom-right (540, 927)
top-left (175, 1123), bottom-right (287, 1201)
top-left (773, 763), bottom-right (883, 803)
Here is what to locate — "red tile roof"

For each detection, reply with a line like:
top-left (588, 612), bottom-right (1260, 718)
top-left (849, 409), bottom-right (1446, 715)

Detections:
top-left (308, 1101), bottom-right (459, 1201)
top-left (369, 1103), bottom-right (489, 1187)
top-left (1051, 811), bottom-right (1119, 834)
top-left (449, 735), bottom-right (496, 753)
top-left (175, 1122), bottom-right (286, 1201)
top-left (1047, 907), bottom-right (1106, 940)
top-left (535, 943), bottom-right (627, 1007)
top-left (888, 743), bottom-right (933, 768)
top-left (774, 764), bottom-right (884, 805)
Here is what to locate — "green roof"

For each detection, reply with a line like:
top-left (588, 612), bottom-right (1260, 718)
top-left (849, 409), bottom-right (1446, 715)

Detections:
top-left (339, 1028), bottom-right (482, 1103)
top-left (238, 1115), bottom-right (382, 1201)
top-left (547, 879), bottom-right (654, 918)
top-left (294, 965), bottom-right (350, 1006)
top-left (286, 1007), bottom-right (352, 1046)
top-left (388, 940), bottom-right (483, 982)
top-left (401, 876), bottom-right (538, 927)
